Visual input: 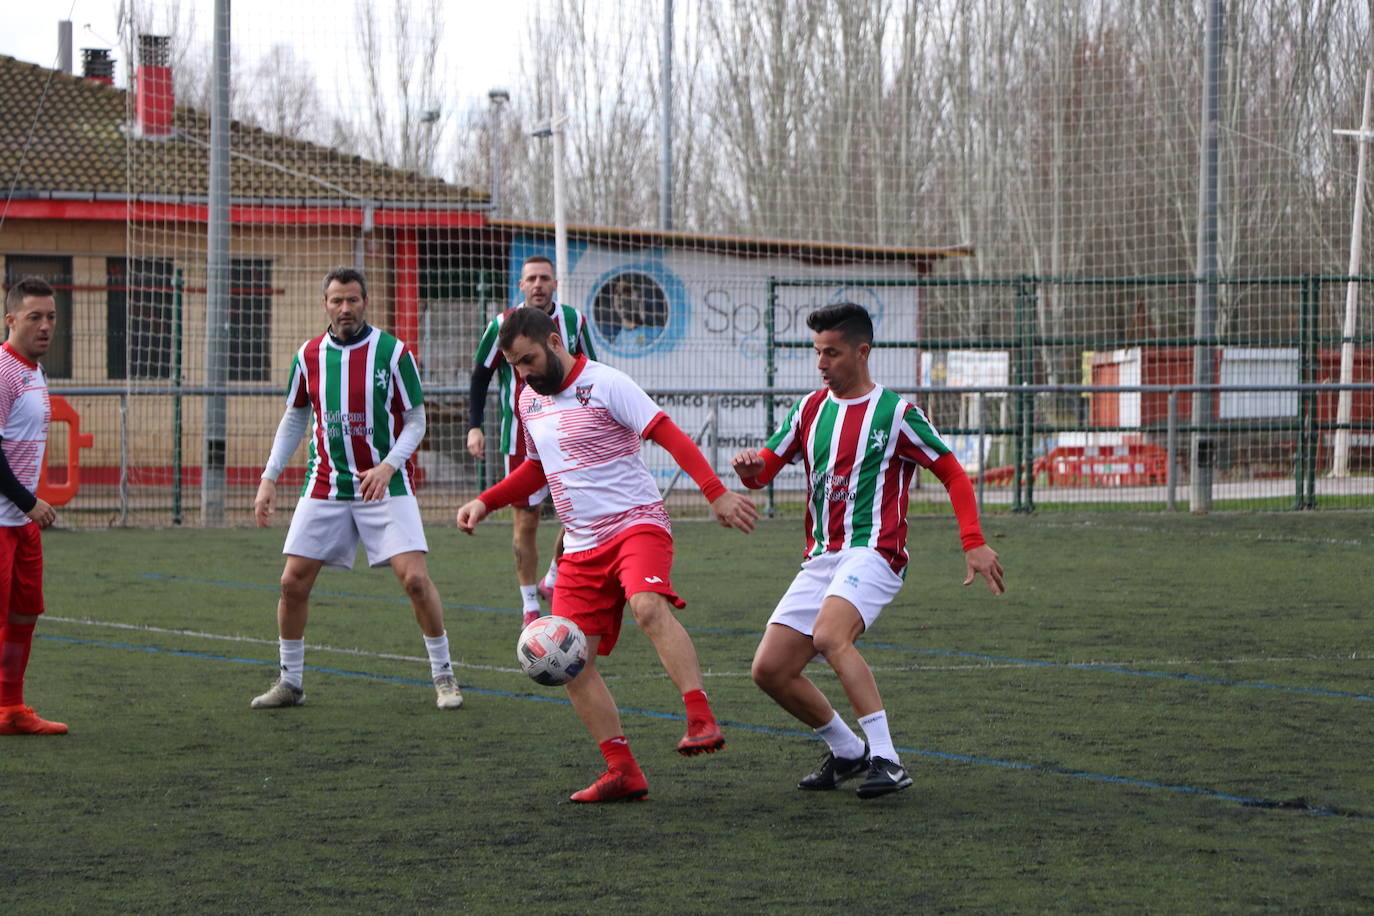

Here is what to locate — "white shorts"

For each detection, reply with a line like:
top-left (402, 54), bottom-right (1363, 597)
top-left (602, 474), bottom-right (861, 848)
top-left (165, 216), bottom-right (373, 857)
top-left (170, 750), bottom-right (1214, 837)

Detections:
top-left (282, 495), bottom-right (428, 570)
top-left (768, 547), bottom-right (904, 637)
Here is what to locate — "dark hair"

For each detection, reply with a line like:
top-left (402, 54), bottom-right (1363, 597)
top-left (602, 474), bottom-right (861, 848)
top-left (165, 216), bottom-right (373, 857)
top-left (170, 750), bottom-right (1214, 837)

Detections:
top-left (5, 276), bottom-right (55, 313)
top-left (521, 254), bottom-right (555, 274)
top-left (322, 266), bottom-right (368, 299)
top-left (806, 302), bottom-right (873, 345)
top-left (498, 305), bottom-right (558, 351)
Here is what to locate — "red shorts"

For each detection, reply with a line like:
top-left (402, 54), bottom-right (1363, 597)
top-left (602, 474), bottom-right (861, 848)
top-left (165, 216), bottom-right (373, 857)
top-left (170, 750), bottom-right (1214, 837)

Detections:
top-left (0, 523), bottom-right (44, 621)
top-left (552, 524), bottom-right (683, 656)
top-left (505, 449), bottom-right (549, 509)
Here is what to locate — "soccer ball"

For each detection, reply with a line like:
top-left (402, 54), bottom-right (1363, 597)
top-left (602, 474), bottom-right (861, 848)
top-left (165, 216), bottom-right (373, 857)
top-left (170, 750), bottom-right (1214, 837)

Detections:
top-left (517, 616), bottom-right (588, 686)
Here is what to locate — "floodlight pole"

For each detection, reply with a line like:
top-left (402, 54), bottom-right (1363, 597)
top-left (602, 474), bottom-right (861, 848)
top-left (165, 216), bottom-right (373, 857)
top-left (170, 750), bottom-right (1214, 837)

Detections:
top-left (202, 0), bottom-right (231, 524)
top-left (551, 71), bottom-right (569, 279)
top-left (1331, 68), bottom-right (1373, 478)
top-left (659, 0), bottom-right (674, 230)
top-left (1190, 0), bottom-right (1223, 512)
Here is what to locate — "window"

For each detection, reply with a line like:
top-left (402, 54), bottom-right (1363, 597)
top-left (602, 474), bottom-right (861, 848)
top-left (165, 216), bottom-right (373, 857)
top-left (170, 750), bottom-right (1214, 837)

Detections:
top-left (229, 259), bottom-right (272, 382)
top-left (106, 257), bottom-right (175, 380)
top-left (4, 256), bottom-right (73, 379)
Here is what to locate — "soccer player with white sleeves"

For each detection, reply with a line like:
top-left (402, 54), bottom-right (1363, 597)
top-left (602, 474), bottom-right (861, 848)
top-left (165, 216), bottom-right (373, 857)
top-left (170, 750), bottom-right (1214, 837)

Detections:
top-left (0, 278), bottom-right (65, 736)
top-left (251, 267), bottom-right (462, 712)
top-left (457, 306), bottom-right (758, 803)
top-left (732, 302), bottom-right (1005, 798)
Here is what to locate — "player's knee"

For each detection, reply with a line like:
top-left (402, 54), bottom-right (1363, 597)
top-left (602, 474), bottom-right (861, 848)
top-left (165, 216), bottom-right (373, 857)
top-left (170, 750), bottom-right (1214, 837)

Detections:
top-left (750, 656), bottom-right (776, 690)
top-left (280, 571), bottom-right (312, 600)
top-left (628, 593), bottom-right (671, 629)
top-left (399, 570), bottom-right (432, 599)
top-left (810, 629), bottom-right (851, 662)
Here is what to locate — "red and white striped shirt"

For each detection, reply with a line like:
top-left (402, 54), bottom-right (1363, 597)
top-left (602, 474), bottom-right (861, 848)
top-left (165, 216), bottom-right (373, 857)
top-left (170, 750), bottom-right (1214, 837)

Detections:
top-left (518, 357), bottom-right (669, 552)
top-left (0, 342), bottom-right (50, 527)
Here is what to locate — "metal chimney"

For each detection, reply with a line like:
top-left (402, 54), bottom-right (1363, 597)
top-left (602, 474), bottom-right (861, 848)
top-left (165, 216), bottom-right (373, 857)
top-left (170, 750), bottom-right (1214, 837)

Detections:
top-left (80, 48), bottom-right (115, 85)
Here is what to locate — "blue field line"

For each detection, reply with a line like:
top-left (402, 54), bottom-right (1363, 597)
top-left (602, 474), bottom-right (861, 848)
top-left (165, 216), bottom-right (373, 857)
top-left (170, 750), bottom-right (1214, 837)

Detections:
top-left (135, 572), bottom-right (1374, 704)
top-left (37, 632), bottom-right (1373, 821)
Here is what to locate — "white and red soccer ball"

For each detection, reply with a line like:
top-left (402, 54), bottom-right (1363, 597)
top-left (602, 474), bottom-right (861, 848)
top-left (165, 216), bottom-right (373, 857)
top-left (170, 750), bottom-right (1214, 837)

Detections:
top-left (516, 616), bottom-right (588, 686)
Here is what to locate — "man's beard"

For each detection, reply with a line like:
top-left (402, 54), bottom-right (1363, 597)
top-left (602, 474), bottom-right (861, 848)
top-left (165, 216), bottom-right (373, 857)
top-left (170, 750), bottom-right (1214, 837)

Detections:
top-left (525, 345), bottom-right (565, 395)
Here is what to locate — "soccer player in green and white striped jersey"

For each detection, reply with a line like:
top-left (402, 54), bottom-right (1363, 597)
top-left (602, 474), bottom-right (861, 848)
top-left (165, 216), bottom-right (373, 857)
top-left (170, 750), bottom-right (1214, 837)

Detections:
top-left (733, 303), bottom-right (1005, 799)
top-left (466, 255), bottom-right (596, 627)
top-left (251, 268), bottom-right (462, 712)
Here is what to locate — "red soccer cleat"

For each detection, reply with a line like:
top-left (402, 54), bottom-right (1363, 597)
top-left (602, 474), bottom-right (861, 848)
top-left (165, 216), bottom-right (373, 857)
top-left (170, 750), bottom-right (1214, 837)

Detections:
top-left (676, 719), bottom-right (725, 756)
top-left (570, 766), bottom-right (649, 803)
top-left (537, 576), bottom-right (555, 601)
top-left (0, 704), bottom-right (68, 736)
top-left (522, 610), bottom-right (541, 628)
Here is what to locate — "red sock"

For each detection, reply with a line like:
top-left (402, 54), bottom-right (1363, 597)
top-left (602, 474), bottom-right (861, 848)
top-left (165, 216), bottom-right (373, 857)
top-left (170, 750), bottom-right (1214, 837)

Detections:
top-left (598, 735), bottom-right (639, 773)
top-left (682, 688), bottom-right (715, 725)
top-left (0, 622), bottom-right (35, 707)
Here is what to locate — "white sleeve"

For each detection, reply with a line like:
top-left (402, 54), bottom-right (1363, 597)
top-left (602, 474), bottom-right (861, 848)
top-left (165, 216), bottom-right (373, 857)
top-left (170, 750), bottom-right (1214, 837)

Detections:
top-left (262, 406), bottom-right (311, 481)
top-left (382, 404), bottom-right (426, 471)
top-left (604, 367), bottom-right (662, 436)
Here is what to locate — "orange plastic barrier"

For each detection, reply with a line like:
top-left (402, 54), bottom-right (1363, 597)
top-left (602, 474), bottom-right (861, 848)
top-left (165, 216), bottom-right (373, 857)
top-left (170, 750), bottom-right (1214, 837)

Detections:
top-left (975, 444), bottom-right (1168, 488)
top-left (37, 395), bottom-right (95, 507)
top-left (1043, 444), bottom-right (1168, 487)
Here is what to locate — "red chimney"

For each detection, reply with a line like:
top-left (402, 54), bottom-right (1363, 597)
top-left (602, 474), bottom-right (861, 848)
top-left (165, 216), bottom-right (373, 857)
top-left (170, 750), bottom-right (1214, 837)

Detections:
top-left (135, 35), bottom-right (173, 137)
top-left (81, 48), bottom-right (115, 86)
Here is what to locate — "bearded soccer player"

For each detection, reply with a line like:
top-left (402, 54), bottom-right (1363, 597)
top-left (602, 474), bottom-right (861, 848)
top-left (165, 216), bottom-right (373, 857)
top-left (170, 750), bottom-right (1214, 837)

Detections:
top-left (457, 307), bottom-right (757, 803)
top-left (732, 302), bottom-right (1004, 798)
top-left (0, 277), bottom-right (65, 736)
top-left (251, 268), bottom-right (462, 711)
top-left (467, 255), bottom-right (597, 628)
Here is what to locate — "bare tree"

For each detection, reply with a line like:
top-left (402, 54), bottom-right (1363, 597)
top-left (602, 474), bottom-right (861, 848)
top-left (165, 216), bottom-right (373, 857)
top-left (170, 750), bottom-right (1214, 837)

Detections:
top-left (331, 0), bottom-right (448, 175)
top-left (239, 44), bottom-right (324, 143)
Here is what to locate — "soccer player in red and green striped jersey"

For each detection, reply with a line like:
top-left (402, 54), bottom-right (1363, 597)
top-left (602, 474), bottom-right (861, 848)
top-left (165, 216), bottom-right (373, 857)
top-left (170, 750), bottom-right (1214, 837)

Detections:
top-left (466, 255), bottom-right (596, 627)
top-left (251, 268), bottom-right (462, 712)
top-left (733, 302), bottom-right (1004, 799)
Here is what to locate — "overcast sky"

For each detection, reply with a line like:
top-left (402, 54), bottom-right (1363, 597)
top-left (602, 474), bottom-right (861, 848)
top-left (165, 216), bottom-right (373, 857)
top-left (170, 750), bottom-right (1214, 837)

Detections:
top-left (0, 0), bottom-right (531, 112)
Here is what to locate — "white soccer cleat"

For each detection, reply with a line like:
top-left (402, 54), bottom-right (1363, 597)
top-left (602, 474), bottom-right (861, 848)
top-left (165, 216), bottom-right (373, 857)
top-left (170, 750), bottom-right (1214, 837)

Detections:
top-left (434, 674), bottom-right (464, 710)
top-left (250, 679), bottom-right (305, 709)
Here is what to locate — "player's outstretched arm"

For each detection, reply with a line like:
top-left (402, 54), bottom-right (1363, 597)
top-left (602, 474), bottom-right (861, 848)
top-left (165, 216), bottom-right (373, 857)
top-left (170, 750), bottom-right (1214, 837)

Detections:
top-left (963, 544), bottom-right (1005, 595)
top-left (455, 498), bottom-right (489, 534)
top-left (710, 490), bottom-right (758, 533)
top-left (254, 478), bottom-right (276, 527)
top-left (731, 449), bottom-right (765, 480)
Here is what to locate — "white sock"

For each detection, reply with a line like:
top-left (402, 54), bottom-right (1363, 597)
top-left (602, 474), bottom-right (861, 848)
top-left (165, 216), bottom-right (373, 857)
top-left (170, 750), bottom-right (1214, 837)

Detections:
top-left (519, 584), bottom-right (540, 612)
top-left (816, 711), bottom-right (867, 760)
top-left (278, 638), bottom-right (304, 688)
top-left (544, 559), bottom-right (559, 586)
top-left (858, 709), bottom-right (899, 764)
top-left (424, 632), bottom-right (453, 680)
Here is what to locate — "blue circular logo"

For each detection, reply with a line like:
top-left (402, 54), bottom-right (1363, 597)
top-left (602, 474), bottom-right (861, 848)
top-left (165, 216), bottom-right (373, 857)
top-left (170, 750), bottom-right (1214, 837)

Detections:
top-left (587, 263), bottom-right (688, 358)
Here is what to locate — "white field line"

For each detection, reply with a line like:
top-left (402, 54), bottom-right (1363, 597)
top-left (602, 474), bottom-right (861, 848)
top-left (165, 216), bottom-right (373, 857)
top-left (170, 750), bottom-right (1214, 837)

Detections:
top-left (42, 615), bottom-right (1374, 681)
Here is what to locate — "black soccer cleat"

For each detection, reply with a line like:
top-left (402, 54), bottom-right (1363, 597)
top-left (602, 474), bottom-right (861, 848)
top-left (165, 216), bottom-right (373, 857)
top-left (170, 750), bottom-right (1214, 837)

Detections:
top-left (798, 744), bottom-right (869, 790)
top-left (856, 756), bottom-right (913, 799)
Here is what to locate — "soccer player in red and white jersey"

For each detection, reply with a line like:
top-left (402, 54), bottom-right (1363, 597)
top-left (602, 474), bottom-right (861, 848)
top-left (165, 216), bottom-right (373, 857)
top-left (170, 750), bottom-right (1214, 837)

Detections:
top-left (251, 268), bottom-right (463, 712)
top-left (732, 302), bottom-right (1004, 798)
top-left (467, 256), bottom-right (596, 627)
top-left (456, 307), bottom-right (758, 803)
top-left (0, 277), bottom-right (65, 736)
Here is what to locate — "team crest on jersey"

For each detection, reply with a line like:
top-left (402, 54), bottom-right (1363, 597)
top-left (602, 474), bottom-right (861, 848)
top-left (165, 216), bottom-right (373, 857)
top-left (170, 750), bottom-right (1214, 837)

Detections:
top-left (526, 398), bottom-right (544, 414)
top-left (374, 368), bottom-right (390, 391)
top-left (868, 428), bottom-right (889, 452)
top-left (575, 384), bottom-right (594, 406)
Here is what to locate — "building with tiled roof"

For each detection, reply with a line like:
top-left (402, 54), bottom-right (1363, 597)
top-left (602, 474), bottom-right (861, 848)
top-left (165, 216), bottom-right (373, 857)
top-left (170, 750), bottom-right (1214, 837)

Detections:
top-left (1, 47), bottom-right (495, 504)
